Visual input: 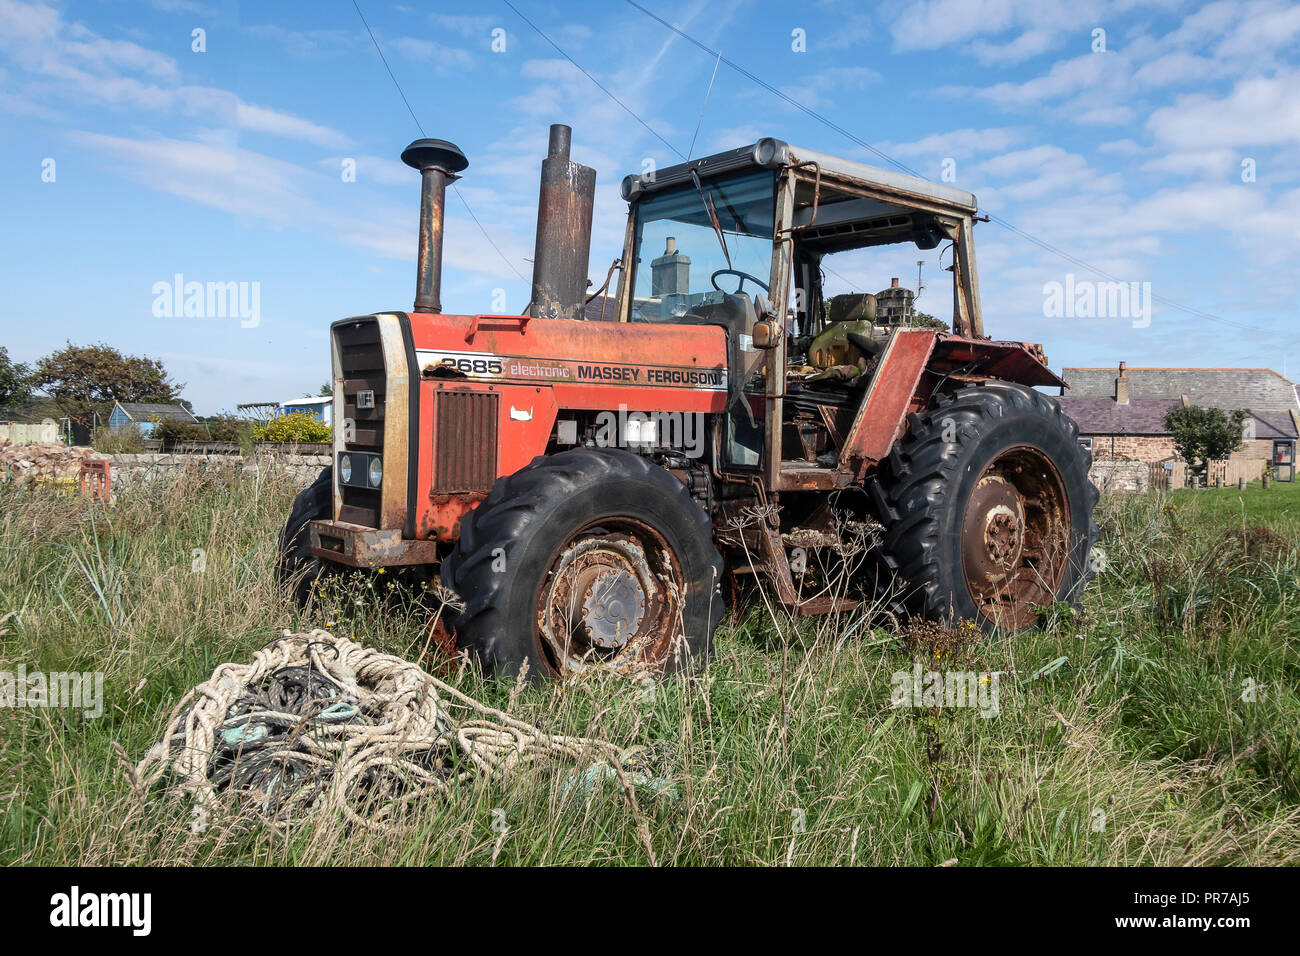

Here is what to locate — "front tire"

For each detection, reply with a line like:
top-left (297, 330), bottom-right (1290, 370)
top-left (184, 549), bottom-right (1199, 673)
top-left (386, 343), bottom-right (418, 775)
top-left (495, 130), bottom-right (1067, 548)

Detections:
top-left (441, 449), bottom-right (723, 680)
top-left (276, 466), bottom-right (333, 606)
top-left (868, 381), bottom-right (1099, 632)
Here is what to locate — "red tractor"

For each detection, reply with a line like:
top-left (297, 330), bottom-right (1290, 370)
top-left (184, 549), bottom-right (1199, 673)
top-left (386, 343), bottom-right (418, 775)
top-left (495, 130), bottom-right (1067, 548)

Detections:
top-left (278, 124), bottom-right (1098, 679)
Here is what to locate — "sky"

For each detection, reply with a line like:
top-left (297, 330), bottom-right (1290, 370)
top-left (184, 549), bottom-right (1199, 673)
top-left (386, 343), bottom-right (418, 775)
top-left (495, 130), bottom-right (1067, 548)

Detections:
top-left (1, 0), bottom-right (1298, 414)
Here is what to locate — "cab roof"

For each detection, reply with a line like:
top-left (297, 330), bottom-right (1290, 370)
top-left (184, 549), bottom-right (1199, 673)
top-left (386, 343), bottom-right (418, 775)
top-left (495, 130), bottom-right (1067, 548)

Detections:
top-left (620, 138), bottom-right (978, 215)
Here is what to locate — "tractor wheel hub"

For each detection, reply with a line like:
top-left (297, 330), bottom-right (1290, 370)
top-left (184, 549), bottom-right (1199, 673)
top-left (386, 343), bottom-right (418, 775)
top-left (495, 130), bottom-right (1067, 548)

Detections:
top-left (581, 569), bottom-right (646, 648)
top-left (963, 476), bottom-right (1026, 594)
top-left (541, 533), bottom-right (662, 665)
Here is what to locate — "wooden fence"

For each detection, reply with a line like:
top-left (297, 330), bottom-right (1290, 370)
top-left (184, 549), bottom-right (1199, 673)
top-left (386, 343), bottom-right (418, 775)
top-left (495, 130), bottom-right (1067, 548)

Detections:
top-left (1147, 459), bottom-right (1267, 489)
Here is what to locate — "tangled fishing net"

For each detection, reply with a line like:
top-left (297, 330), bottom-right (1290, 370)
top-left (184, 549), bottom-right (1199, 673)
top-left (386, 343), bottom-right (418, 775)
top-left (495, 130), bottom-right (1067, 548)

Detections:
top-left (134, 630), bottom-right (639, 830)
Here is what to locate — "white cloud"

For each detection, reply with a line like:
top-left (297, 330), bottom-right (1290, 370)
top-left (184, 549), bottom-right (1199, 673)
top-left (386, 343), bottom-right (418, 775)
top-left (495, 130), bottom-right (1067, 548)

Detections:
top-left (428, 13), bottom-right (498, 38)
top-left (0, 0), bottom-right (349, 147)
top-left (320, 155), bottom-right (411, 187)
top-left (969, 28), bottom-right (1058, 65)
top-left (236, 102), bottom-right (350, 149)
top-left (243, 25), bottom-right (357, 59)
top-left (890, 0), bottom-right (1108, 55)
top-left (1215, 1), bottom-right (1300, 58)
top-left (72, 131), bottom-right (531, 279)
top-left (386, 35), bottom-right (474, 70)
top-left (1140, 149), bottom-right (1239, 179)
top-left (1096, 139), bottom-right (1153, 156)
top-left (779, 66), bottom-right (880, 109)
top-left (972, 52), bottom-right (1117, 108)
top-left (1132, 51), bottom-right (1220, 88)
top-left (1148, 70), bottom-right (1300, 150)
top-left (813, 14), bottom-right (873, 51)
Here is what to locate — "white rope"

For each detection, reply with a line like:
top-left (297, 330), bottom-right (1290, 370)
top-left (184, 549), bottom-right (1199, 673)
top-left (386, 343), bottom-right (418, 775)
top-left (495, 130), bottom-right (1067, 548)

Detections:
top-left (134, 629), bottom-right (625, 831)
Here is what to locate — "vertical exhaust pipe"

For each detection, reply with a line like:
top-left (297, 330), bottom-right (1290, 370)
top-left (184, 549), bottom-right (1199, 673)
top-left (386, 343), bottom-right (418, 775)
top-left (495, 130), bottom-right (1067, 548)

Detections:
top-left (529, 124), bottom-right (596, 320)
top-left (401, 138), bottom-right (469, 314)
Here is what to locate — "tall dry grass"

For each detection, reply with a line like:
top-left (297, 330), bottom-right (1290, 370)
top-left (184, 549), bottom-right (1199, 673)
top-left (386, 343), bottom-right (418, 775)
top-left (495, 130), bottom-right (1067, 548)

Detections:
top-left (1, 470), bottom-right (1297, 865)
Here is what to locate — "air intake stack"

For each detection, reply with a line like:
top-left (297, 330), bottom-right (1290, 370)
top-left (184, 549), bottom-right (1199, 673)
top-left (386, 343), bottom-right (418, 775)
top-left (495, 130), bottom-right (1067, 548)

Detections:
top-left (402, 138), bottom-right (469, 314)
top-left (529, 124), bottom-right (596, 320)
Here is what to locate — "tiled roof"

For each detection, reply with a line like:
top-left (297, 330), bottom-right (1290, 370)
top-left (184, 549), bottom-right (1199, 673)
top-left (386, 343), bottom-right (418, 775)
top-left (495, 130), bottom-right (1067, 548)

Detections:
top-left (1056, 398), bottom-right (1298, 439)
top-left (1063, 367), bottom-right (1299, 412)
top-left (1250, 410), bottom-right (1299, 439)
top-left (583, 295), bottom-right (619, 322)
top-left (1057, 397), bottom-right (1182, 435)
top-left (116, 402), bottom-right (197, 423)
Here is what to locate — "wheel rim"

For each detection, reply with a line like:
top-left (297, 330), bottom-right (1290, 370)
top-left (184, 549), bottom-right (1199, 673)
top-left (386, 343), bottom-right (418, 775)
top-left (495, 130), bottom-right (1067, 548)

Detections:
top-left (536, 518), bottom-right (685, 675)
top-left (960, 445), bottom-right (1071, 629)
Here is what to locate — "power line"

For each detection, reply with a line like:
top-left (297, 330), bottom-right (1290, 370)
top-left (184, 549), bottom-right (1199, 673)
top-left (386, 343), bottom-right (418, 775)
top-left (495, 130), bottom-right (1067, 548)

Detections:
top-left (687, 53), bottom-right (721, 160)
top-left (451, 184), bottom-right (527, 281)
top-left (621, 0), bottom-right (1277, 337)
top-left (624, 0), bottom-right (912, 174)
top-left (350, 0), bottom-right (526, 283)
top-left (501, 0), bottom-right (685, 159)
top-left (352, 0), bottom-right (425, 137)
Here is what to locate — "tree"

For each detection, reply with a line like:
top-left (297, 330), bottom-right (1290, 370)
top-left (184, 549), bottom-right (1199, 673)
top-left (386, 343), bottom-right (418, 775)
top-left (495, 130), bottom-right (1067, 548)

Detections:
top-left (318, 382), bottom-right (333, 397)
top-left (31, 343), bottom-right (186, 427)
top-left (1165, 405), bottom-right (1246, 480)
top-left (0, 346), bottom-right (32, 408)
top-left (908, 310), bottom-right (950, 332)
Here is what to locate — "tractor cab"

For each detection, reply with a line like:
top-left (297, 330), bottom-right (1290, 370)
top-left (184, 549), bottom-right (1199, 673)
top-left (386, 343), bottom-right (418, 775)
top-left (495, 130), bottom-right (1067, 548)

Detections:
top-left (612, 139), bottom-right (1007, 490)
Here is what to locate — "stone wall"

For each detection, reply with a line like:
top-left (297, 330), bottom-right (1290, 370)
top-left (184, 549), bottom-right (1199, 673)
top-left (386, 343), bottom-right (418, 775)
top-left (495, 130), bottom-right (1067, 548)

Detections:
top-left (1088, 459), bottom-right (1149, 494)
top-left (1231, 439), bottom-right (1282, 463)
top-left (1089, 436), bottom-right (1286, 464)
top-left (105, 452), bottom-right (330, 487)
top-left (1086, 435), bottom-right (1176, 461)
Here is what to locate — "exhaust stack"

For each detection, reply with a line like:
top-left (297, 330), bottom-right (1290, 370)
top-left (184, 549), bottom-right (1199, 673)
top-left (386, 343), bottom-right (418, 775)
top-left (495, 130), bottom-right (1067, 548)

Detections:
top-left (529, 124), bottom-right (596, 320)
top-left (401, 138), bottom-right (469, 314)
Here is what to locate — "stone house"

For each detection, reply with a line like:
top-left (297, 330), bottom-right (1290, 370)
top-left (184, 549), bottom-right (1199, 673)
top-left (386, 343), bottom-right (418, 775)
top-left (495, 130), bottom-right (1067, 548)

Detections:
top-left (1057, 363), bottom-right (1299, 480)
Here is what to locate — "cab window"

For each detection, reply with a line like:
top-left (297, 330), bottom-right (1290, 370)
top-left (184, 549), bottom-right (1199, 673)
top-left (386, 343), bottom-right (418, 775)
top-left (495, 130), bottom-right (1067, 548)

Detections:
top-left (629, 170), bottom-right (775, 322)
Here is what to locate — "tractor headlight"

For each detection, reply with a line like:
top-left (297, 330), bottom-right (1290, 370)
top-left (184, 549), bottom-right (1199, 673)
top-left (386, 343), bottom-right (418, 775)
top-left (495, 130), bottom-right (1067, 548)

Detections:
top-left (339, 454), bottom-right (352, 484)
top-left (367, 456), bottom-right (383, 488)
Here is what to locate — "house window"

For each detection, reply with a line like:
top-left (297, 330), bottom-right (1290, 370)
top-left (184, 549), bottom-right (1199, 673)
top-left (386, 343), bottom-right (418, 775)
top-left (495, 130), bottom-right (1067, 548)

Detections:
top-left (1078, 437), bottom-right (1094, 452)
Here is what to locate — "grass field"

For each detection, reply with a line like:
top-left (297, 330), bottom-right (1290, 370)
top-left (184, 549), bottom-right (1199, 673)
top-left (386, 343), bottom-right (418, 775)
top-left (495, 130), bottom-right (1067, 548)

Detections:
top-left (1, 469), bottom-right (1297, 866)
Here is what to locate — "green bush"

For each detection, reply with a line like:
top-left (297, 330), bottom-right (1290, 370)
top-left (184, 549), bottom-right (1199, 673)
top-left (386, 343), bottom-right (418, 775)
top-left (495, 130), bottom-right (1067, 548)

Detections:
top-left (251, 411), bottom-right (331, 444)
top-left (153, 419), bottom-right (207, 446)
top-left (204, 416), bottom-right (252, 443)
top-left (92, 425), bottom-right (146, 453)
top-left (154, 415), bottom-right (252, 448)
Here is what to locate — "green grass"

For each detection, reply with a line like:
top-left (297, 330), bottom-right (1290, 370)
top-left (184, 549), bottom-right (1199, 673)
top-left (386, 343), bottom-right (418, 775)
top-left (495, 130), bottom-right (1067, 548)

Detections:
top-left (1, 469), bottom-right (1297, 866)
top-left (1167, 475), bottom-right (1300, 526)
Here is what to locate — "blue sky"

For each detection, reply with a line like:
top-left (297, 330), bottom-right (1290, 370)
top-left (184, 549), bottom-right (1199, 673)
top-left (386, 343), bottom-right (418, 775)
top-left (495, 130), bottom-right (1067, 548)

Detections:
top-left (2, 0), bottom-right (1298, 413)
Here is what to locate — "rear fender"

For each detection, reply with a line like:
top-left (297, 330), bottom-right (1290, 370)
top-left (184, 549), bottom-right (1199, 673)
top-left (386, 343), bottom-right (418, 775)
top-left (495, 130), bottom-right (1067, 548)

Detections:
top-left (839, 330), bottom-right (1065, 476)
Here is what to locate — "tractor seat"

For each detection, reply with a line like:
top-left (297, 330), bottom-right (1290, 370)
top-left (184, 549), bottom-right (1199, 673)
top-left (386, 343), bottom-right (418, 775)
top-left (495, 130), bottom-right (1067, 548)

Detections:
top-left (792, 294), bottom-right (888, 386)
top-left (827, 292), bottom-right (877, 325)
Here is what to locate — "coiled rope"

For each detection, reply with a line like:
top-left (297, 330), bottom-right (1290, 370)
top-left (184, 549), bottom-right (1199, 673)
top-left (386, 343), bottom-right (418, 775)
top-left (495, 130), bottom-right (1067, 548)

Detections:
top-left (134, 629), bottom-right (638, 832)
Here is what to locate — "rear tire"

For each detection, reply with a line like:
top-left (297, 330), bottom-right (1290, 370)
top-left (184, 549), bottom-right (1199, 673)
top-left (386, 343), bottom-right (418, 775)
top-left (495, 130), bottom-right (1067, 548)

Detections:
top-left (868, 380), bottom-right (1099, 632)
top-left (277, 466), bottom-right (333, 606)
top-left (441, 449), bottom-right (723, 681)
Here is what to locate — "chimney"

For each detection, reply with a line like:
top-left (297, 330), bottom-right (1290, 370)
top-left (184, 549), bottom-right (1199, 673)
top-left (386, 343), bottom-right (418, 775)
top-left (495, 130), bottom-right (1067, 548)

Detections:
top-left (890, 277), bottom-right (900, 288)
top-left (652, 236), bottom-right (691, 296)
top-left (401, 138), bottom-right (469, 314)
top-left (529, 124), bottom-right (596, 320)
top-left (1115, 360), bottom-right (1129, 405)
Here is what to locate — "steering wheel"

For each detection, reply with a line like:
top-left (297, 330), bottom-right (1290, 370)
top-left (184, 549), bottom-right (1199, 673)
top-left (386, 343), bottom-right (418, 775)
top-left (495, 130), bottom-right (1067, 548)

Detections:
top-left (711, 268), bottom-right (769, 296)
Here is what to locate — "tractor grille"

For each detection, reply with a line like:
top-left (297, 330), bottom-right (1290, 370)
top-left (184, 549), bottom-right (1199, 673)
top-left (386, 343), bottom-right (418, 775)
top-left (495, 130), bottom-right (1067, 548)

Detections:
top-left (432, 391), bottom-right (498, 493)
top-left (335, 319), bottom-right (385, 527)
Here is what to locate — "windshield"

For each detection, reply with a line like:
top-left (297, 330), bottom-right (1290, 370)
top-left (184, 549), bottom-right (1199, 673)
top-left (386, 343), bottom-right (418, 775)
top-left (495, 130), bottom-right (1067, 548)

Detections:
top-left (629, 170), bottom-right (775, 322)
